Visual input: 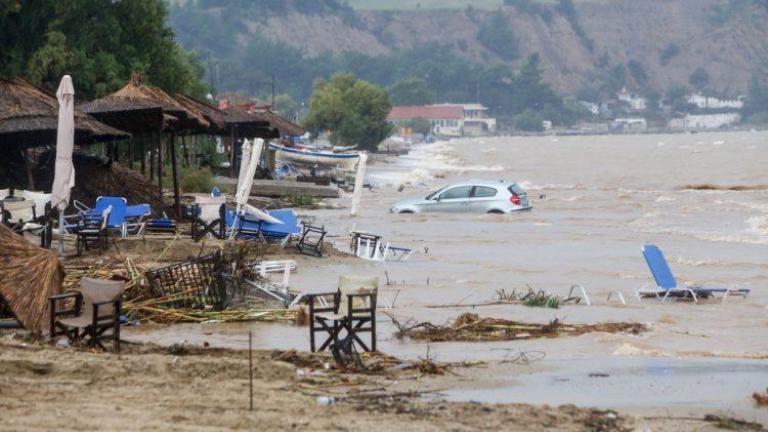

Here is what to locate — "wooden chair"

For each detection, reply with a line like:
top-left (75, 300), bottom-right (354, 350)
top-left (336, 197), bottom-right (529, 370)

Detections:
top-left (76, 205), bottom-right (111, 255)
top-left (49, 278), bottom-right (125, 352)
top-left (297, 224), bottom-right (326, 257)
top-left (306, 275), bottom-right (378, 353)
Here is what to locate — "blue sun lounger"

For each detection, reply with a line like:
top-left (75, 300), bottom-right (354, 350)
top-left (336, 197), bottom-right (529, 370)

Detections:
top-left (225, 208), bottom-right (301, 240)
top-left (82, 197), bottom-right (150, 237)
top-left (638, 244), bottom-right (750, 302)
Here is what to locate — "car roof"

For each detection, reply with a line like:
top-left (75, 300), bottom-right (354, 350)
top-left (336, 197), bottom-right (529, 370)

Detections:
top-left (443, 180), bottom-right (516, 189)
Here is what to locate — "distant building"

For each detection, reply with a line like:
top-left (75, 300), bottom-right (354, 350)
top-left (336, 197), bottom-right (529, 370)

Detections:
top-left (610, 118), bottom-right (647, 131)
top-left (616, 88), bottom-right (647, 112)
top-left (387, 104), bottom-right (497, 137)
top-left (579, 101), bottom-right (600, 115)
top-left (687, 93), bottom-right (744, 110)
top-left (669, 112), bottom-right (740, 129)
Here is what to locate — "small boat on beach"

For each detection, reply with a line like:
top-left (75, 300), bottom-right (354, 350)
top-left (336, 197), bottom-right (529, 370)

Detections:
top-left (269, 142), bottom-right (359, 168)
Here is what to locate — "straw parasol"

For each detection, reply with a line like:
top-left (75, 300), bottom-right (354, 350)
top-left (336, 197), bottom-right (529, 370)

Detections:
top-left (223, 105), bottom-right (303, 138)
top-left (80, 73), bottom-right (208, 133)
top-left (0, 224), bottom-right (64, 333)
top-left (174, 94), bottom-right (228, 135)
top-left (0, 76), bottom-right (129, 147)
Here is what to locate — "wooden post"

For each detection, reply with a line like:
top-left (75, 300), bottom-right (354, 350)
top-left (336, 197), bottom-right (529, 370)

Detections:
top-left (20, 147), bottom-right (35, 190)
top-left (181, 135), bottom-right (190, 168)
top-left (128, 139), bottom-right (134, 170)
top-left (158, 133), bottom-right (164, 194)
top-left (229, 127), bottom-right (237, 177)
top-left (140, 137), bottom-right (146, 177)
top-left (170, 131), bottom-right (181, 219)
top-left (149, 137), bottom-right (155, 181)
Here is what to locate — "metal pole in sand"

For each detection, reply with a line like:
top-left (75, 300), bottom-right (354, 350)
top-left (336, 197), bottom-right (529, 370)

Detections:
top-left (249, 331), bottom-right (253, 411)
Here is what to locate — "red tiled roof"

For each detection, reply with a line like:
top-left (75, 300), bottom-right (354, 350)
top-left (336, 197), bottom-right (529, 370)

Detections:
top-left (388, 105), bottom-right (463, 121)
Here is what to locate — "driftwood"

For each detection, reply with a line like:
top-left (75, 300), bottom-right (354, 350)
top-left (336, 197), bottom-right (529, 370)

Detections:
top-left (387, 312), bottom-right (646, 343)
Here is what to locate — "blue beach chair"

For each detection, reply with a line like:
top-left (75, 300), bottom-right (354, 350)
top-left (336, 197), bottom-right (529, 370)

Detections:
top-left (638, 244), bottom-right (750, 302)
top-left (84, 197), bottom-right (151, 238)
top-left (225, 208), bottom-right (301, 240)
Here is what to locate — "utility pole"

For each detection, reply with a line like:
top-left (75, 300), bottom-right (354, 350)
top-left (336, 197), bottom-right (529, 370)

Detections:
top-left (271, 75), bottom-right (276, 110)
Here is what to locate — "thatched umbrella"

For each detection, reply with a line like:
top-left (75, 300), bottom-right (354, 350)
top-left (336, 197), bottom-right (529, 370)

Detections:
top-left (0, 224), bottom-right (64, 333)
top-left (0, 76), bottom-right (129, 147)
top-left (0, 76), bottom-right (129, 189)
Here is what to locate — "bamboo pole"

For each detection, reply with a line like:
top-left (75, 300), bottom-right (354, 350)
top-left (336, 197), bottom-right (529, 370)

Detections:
top-left (170, 131), bottom-right (181, 219)
top-left (20, 147), bottom-right (35, 190)
top-left (158, 132), bottom-right (164, 194)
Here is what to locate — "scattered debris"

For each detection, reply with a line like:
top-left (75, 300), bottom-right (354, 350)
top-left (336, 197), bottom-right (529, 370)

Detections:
top-left (753, 388), bottom-right (768, 407)
top-left (704, 414), bottom-right (767, 431)
top-left (387, 312), bottom-right (646, 343)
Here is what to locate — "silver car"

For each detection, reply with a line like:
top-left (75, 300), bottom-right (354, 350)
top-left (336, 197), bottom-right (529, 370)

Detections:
top-left (390, 180), bottom-right (531, 214)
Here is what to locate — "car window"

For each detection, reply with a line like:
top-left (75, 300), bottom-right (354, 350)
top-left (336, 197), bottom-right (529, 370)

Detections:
top-left (473, 186), bottom-right (497, 198)
top-left (425, 188), bottom-right (444, 200)
top-left (508, 184), bottom-right (525, 195)
top-left (439, 186), bottom-right (472, 200)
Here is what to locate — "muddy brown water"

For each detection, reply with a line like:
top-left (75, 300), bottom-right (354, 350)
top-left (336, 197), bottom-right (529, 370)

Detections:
top-left (127, 131), bottom-right (768, 423)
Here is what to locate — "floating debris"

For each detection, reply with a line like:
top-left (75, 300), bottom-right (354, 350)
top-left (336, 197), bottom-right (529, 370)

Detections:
top-left (388, 312), bottom-right (646, 343)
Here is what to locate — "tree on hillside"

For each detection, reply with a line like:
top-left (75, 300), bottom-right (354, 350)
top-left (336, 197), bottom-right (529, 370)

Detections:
top-left (510, 53), bottom-right (561, 113)
top-left (477, 10), bottom-right (519, 61)
top-left (303, 74), bottom-right (393, 151)
top-left (688, 67), bottom-right (711, 92)
top-left (388, 77), bottom-right (433, 106)
top-left (0, 0), bottom-right (206, 99)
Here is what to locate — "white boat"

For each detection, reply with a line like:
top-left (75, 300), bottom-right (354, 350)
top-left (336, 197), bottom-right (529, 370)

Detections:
top-left (270, 143), bottom-right (360, 168)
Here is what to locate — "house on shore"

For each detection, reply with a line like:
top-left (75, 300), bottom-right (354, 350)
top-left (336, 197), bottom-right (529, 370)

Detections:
top-left (388, 104), bottom-right (497, 137)
top-left (669, 112), bottom-right (741, 129)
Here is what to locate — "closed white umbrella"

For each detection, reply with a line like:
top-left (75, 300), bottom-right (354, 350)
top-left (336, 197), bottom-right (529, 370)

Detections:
top-left (237, 139), bottom-right (252, 193)
top-left (52, 75), bottom-right (76, 253)
top-left (350, 153), bottom-right (368, 217)
top-left (231, 138), bottom-right (280, 236)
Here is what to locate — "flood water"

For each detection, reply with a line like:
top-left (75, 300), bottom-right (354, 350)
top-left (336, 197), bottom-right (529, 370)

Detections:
top-left (127, 131), bottom-right (768, 423)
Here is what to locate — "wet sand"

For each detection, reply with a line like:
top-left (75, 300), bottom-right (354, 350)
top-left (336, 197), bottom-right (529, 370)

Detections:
top-left (125, 131), bottom-right (768, 425)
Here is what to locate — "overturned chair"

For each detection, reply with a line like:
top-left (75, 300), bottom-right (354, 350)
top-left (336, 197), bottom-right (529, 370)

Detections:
top-left (145, 251), bottom-right (228, 309)
top-left (306, 275), bottom-right (378, 353)
top-left (49, 278), bottom-right (126, 352)
top-left (297, 224), bottom-right (326, 257)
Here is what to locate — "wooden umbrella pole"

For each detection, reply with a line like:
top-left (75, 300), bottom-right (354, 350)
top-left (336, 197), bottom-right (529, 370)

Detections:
top-left (170, 131), bottom-right (181, 219)
top-left (21, 147), bottom-right (35, 190)
top-left (128, 138), bottom-right (134, 170)
top-left (157, 132), bottom-right (164, 194)
top-left (149, 136), bottom-right (155, 181)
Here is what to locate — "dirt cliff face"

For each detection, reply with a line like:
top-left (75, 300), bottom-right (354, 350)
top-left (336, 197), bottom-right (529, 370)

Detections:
top-left (247, 0), bottom-right (768, 94)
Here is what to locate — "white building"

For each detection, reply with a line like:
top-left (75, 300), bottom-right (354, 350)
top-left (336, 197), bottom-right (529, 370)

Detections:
top-left (611, 118), bottom-right (647, 131)
top-left (617, 88), bottom-right (647, 112)
top-left (388, 104), bottom-right (497, 137)
top-left (669, 112), bottom-right (741, 129)
top-left (687, 93), bottom-right (744, 110)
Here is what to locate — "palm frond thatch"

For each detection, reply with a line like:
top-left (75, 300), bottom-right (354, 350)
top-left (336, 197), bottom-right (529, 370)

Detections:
top-left (0, 224), bottom-right (64, 333)
top-left (0, 76), bottom-right (130, 147)
top-left (174, 94), bottom-right (227, 134)
top-left (79, 73), bottom-right (208, 133)
top-left (223, 105), bottom-right (304, 137)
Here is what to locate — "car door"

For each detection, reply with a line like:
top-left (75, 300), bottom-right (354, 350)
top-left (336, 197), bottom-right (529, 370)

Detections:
top-left (469, 185), bottom-right (500, 212)
top-left (430, 186), bottom-right (473, 212)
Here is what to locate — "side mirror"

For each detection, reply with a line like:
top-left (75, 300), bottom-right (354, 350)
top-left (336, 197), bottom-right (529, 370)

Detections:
top-left (434, 195), bottom-right (441, 201)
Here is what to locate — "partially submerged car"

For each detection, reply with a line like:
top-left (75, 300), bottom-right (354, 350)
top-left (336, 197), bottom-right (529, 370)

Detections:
top-left (390, 180), bottom-right (531, 214)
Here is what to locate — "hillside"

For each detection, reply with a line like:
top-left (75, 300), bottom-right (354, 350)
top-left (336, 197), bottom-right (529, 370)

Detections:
top-left (169, 0), bottom-right (768, 97)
